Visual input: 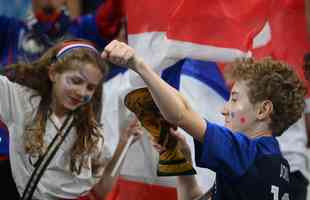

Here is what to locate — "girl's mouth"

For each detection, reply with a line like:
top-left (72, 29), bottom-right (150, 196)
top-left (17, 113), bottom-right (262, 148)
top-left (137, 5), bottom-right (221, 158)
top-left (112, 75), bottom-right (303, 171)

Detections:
top-left (69, 97), bottom-right (82, 105)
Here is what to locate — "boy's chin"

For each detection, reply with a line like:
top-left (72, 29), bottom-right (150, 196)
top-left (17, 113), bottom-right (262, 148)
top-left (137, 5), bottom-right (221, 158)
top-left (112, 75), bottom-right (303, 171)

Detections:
top-left (225, 125), bottom-right (242, 133)
top-left (224, 124), bottom-right (234, 130)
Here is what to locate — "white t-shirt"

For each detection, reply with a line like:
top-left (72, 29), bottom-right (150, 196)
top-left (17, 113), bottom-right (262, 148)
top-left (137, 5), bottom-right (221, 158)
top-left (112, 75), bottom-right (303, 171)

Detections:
top-left (277, 100), bottom-right (309, 176)
top-left (0, 75), bottom-right (112, 200)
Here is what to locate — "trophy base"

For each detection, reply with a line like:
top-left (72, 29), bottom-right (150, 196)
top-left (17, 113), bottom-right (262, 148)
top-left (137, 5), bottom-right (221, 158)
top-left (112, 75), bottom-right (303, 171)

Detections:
top-left (157, 148), bottom-right (196, 176)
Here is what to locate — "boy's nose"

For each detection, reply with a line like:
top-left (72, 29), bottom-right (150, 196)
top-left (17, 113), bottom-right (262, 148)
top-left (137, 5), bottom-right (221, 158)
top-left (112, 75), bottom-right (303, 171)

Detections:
top-left (221, 103), bottom-right (229, 117)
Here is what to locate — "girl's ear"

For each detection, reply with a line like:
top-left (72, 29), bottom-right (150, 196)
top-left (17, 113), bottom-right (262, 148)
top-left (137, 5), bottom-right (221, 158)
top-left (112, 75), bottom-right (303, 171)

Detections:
top-left (48, 65), bottom-right (56, 82)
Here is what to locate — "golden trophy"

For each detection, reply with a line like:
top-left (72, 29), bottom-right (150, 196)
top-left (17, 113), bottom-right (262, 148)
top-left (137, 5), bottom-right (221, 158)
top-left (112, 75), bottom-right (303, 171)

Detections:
top-left (124, 88), bottom-right (196, 176)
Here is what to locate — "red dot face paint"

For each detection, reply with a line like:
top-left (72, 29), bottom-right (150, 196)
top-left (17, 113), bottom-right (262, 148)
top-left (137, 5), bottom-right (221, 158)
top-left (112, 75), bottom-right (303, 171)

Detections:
top-left (240, 117), bottom-right (246, 124)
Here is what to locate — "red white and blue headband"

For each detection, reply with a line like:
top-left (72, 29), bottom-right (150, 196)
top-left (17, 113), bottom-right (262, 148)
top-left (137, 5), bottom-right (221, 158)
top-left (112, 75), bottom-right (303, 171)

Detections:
top-left (56, 43), bottom-right (99, 60)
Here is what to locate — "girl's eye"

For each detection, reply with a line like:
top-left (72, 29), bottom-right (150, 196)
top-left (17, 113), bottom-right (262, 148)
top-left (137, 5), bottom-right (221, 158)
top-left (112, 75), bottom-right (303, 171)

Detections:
top-left (87, 85), bottom-right (96, 91)
top-left (70, 78), bottom-right (82, 84)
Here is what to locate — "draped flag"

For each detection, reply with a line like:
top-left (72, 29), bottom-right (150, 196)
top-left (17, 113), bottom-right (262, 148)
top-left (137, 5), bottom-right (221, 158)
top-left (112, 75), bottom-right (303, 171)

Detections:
top-left (96, 0), bottom-right (272, 86)
top-left (96, 1), bottom-right (275, 199)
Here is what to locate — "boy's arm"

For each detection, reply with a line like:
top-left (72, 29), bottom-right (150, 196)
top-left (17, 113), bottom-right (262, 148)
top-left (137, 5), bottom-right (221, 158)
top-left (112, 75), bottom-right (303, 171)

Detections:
top-left (102, 40), bottom-right (207, 142)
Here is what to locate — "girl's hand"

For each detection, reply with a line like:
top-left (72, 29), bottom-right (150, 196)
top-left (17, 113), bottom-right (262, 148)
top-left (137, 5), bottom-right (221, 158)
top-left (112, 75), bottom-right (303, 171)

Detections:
top-left (101, 40), bottom-right (143, 72)
top-left (169, 128), bottom-right (192, 163)
top-left (151, 128), bottom-right (192, 163)
top-left (120, 118), bottom-right (144, 145)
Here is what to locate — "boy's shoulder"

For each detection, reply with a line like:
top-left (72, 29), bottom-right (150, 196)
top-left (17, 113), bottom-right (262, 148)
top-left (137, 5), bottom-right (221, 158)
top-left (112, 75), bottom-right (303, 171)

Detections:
top-left (252, 136), bottom-right (282, 157)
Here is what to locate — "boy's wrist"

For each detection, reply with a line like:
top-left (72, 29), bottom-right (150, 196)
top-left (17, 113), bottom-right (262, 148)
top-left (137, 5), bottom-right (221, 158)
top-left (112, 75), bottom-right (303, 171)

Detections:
top-left (135, 59), bottom-right (150, 77)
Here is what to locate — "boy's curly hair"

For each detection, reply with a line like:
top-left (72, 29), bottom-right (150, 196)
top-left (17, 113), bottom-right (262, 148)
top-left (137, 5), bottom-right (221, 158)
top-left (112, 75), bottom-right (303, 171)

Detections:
top-left (230, 57), bottom-right (306, 136)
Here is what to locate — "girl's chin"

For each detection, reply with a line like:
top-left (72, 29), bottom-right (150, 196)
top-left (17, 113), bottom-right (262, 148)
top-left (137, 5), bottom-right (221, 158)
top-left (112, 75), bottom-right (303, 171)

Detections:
top-left (64, 103), bottom-right (81, 111)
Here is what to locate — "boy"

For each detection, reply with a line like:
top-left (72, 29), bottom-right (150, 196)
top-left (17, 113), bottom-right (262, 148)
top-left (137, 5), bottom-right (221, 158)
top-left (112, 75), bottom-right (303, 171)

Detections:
top-left (102, 40), bottom-right (306, 200)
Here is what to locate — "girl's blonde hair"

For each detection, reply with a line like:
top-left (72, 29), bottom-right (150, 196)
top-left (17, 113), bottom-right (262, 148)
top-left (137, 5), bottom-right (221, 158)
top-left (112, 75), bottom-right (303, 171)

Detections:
top-left (3, 39), bottom-right (109, 174)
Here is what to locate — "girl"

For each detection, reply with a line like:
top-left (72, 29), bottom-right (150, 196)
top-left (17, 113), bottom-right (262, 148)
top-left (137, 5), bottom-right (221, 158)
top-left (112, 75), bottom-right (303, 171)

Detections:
top-left (0, 39), bottom-right (142, 200)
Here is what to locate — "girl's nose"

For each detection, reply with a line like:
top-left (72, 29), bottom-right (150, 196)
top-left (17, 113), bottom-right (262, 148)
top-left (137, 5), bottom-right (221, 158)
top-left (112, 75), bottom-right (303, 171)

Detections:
top-left (76, 85), bottom-right (88, 97)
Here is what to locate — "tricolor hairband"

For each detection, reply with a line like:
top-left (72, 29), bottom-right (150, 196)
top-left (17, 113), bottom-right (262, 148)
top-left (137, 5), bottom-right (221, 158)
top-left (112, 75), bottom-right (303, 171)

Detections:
top-left (56, 43), bottom-right (99, 59)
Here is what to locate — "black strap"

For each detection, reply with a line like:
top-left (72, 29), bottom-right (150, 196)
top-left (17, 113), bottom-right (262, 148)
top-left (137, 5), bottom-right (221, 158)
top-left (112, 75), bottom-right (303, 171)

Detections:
top-left (22, 113), bottom-right (74, 200)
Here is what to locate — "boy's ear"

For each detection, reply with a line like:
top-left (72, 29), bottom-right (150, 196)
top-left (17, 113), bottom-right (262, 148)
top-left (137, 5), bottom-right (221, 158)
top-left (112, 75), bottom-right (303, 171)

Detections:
top-left (256, 100), bottom-right (273, 120)
top-left (48, 65), bottom-right (56, 82)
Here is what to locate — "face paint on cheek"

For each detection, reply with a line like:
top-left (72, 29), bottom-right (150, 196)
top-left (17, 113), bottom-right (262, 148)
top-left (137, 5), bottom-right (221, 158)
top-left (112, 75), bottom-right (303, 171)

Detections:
top-left (240, 117), bottom-right (246, 124)
top-left (62, 76), bottom-right (77, 103)
top-left (230, 112), bottom-right (235, 118)
top-left (83, 95), bottom-right (92, 103)
top-left (64, 76), bottom-right (74, 89)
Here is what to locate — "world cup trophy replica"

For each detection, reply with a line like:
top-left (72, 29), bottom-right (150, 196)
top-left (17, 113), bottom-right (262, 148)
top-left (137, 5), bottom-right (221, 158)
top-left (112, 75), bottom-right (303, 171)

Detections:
top-left (124, 88), bottom-right (196, 176)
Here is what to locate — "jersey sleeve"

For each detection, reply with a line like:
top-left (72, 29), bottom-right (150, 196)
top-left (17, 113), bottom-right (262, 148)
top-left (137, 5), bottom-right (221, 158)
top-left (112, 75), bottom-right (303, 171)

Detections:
top-left (194, 120), bottom-right (258, 178)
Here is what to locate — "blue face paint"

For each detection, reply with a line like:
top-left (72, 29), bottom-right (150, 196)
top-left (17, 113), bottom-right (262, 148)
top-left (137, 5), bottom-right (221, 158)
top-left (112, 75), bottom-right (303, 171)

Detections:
top-left (230, 112), bottom-right (235, 118)
top-left (83, 96), bottom-right (91, 103)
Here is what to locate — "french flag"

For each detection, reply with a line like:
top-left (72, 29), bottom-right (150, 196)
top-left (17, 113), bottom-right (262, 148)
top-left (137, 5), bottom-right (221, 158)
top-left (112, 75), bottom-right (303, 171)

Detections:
top-left (96, 0), bottom-right (271, 87)
top-left (95, 0), bottom-right (298, 200)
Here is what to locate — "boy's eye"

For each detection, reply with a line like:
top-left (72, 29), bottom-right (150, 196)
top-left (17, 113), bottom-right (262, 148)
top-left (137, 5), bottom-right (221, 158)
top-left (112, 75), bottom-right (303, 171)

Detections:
top-left (231, 98), bottom-right (237, 102)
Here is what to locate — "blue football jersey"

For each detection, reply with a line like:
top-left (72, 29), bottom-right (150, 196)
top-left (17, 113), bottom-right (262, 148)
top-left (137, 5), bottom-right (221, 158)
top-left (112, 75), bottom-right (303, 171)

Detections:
top-left (195, 121), bottom-right (290, 200)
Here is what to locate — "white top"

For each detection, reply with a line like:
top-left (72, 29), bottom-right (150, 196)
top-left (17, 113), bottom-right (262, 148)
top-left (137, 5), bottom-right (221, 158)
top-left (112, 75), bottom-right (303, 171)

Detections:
top-left (277, 111), bottom-right (309, 176)
top-left (0, 75), bottom-right (112, 200)
top-left (304, 98), bottom-right (310, 113)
